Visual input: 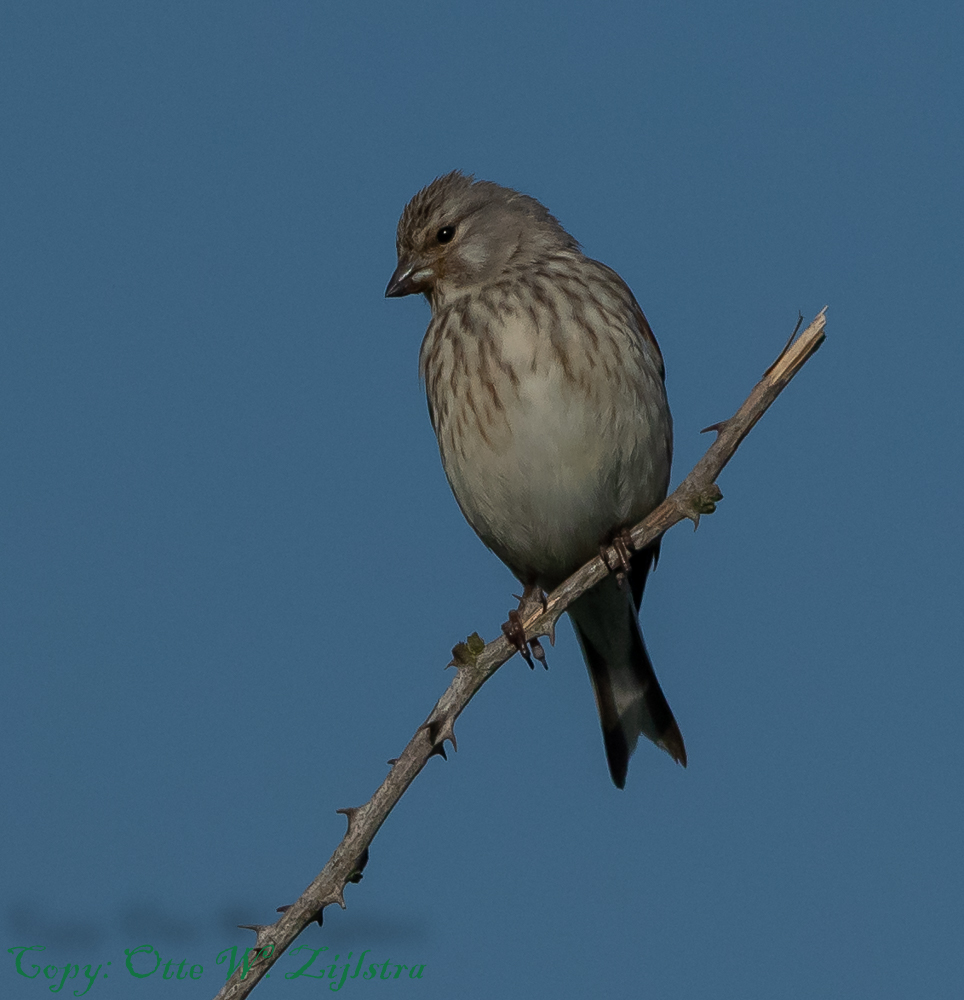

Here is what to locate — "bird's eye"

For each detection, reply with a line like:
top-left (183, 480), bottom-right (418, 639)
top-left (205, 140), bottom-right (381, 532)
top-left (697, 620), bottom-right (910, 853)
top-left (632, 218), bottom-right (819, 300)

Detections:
top-left (436, 225), bottom-right (456, 244)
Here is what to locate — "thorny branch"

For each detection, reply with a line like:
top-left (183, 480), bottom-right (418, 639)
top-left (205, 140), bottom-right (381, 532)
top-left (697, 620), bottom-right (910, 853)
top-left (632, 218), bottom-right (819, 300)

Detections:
top-left (212, 308), bottom-right (828, 1000)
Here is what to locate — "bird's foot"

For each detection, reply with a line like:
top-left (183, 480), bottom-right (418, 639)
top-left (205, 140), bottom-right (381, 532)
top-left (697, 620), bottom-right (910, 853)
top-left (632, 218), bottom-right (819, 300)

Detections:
top-left (503, 584), bottom-right (549, 669)
top-left (601, 529), bottom-right (635, 594)
top-left (513, 581), bottom-right (548, 617)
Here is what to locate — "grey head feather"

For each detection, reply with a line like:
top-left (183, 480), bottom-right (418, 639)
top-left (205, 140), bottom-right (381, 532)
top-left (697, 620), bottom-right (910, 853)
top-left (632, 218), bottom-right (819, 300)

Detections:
top-left (391, 171), bottom-right (581, 304)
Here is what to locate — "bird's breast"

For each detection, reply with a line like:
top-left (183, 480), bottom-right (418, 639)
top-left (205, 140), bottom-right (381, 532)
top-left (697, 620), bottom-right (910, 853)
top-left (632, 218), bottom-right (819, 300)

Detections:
top-left (420, 282), bottom-right (671, 586)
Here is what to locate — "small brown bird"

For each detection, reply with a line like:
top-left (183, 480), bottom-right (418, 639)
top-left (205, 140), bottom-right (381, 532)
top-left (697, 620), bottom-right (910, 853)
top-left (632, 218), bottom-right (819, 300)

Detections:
top-left (386, 171), bottom-right (685, 787)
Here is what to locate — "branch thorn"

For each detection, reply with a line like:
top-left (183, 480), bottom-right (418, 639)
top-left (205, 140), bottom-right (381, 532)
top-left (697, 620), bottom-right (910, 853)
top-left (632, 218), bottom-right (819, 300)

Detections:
top-left (700, 420), bottom-right (728, 435)
top-left (336, 806), bottom-right (362, 835)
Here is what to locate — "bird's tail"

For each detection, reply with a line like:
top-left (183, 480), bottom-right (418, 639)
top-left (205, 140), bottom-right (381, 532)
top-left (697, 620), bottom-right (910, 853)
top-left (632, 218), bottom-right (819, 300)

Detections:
top-left (568, 573), bottom-right (686, 788)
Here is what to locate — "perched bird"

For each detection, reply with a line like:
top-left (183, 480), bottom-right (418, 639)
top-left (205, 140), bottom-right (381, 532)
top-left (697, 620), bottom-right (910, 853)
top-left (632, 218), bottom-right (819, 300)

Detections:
top-left (386, 171), bottom-right (685, 788)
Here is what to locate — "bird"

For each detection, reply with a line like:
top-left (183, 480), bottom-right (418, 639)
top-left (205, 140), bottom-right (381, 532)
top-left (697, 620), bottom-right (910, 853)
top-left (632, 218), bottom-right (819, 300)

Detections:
top-left (385, 171), bottom-right (685, 788)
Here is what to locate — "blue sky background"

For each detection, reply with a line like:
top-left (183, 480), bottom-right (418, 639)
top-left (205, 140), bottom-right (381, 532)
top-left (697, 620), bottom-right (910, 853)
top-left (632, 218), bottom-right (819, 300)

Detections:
top-left (2, 2), bottom-right (962, 998)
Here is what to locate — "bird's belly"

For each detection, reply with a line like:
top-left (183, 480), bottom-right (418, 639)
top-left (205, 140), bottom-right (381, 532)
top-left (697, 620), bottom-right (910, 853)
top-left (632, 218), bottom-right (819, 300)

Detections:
top-left (439, 369), bottom-right (669, 588)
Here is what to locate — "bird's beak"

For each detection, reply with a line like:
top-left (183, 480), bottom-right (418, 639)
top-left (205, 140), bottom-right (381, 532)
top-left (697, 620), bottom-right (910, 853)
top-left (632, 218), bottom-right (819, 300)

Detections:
top-left (385, 258), bottom-right (433, 298)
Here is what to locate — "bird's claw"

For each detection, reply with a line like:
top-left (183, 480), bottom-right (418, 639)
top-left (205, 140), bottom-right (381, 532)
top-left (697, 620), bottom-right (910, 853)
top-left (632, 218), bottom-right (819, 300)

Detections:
top-left (512, 583), bottom-right (549, 617)
top-left (530, 637), bottom-right (547, 666)
top-left (502, 587), bottom-right (550, 669)
top-left (503, 609), bottom-right (536, 668)
top-left (601, 530), bottom-right (635, 593)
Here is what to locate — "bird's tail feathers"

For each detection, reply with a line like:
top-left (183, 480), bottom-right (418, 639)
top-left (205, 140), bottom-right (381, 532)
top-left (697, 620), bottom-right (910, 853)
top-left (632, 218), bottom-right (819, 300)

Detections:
top-left (569, 575), bottom-right (686, 788)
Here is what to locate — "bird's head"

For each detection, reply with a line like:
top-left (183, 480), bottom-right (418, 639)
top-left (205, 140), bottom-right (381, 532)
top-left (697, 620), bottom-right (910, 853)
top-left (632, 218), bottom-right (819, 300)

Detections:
top-left (385, 171), bottom-right (578, 307)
